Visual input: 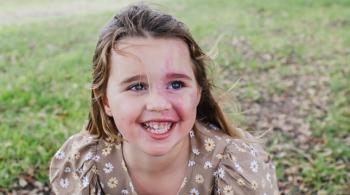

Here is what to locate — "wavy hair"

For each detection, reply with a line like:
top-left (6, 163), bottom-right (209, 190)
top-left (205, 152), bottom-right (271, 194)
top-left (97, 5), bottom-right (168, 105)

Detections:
top-left (86, 3), bottom-right (243, 140)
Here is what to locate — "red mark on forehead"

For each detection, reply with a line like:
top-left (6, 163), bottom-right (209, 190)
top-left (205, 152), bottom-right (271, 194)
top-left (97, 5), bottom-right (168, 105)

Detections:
top-left (164, 52), bottom-right (173, 67)
top-left (162, 50), bottom-right (175, 74)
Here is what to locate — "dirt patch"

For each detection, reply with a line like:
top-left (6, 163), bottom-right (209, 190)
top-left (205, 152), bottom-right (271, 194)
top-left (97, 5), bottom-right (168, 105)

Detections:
top-left (222, 36), bottom-right (338, 193)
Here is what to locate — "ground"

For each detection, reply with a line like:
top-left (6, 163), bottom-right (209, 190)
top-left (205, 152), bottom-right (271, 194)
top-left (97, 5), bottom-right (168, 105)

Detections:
top-left (0, 0), bottom-right (349, 194)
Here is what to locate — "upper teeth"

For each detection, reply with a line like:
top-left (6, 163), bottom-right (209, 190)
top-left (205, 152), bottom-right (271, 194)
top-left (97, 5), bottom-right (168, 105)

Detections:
top-left (144, 122), bottom-right (172, 134)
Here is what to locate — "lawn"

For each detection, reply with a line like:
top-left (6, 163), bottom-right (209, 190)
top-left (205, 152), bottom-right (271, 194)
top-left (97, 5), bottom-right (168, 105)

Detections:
top-left (0, 0), bottom-right (349, 194)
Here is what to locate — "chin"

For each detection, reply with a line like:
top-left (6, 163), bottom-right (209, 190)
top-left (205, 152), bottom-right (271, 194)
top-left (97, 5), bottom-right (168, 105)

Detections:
top-left (142, 146), bottom-right (173, 157)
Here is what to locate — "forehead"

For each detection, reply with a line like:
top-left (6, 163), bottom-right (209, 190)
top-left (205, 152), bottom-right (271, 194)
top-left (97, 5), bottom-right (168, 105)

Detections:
top-left (109, 37), bottom-right (195, 79)
top-left (116, 37), bottom-right (189, 56)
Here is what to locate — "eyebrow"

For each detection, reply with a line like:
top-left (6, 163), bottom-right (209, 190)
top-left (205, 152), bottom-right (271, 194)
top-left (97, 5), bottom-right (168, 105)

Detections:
top-left (120, 74), bottom-right (147, 85)
top-left (120, 72), bottom-right (193, 85)
top-left (165, 73), bottom-right (193, 81)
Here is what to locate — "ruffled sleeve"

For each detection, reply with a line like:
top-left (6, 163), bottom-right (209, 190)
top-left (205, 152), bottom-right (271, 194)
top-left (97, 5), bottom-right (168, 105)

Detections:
top-left (49, 132), bottom-right (103, 194)
top-left (214, 139), bottom-right (279, 195)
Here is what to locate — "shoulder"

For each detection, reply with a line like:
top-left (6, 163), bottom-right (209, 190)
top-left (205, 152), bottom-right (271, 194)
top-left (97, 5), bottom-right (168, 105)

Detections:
top-left (49, 131), bottom-right (106, 193)
top-left (195, 123), bottom-right (279, 194)
top-left (49, 131), bottom-right (99, 172)
top-left (215, 136), bottom-right (279, 194)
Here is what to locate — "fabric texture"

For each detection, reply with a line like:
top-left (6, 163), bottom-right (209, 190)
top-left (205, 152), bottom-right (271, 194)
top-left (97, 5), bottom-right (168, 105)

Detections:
top-left (49, 123), bottom-right (279, 195)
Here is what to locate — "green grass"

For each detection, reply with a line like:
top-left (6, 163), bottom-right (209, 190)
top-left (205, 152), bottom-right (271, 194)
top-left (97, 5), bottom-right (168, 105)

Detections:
top-left (1, 0), bottom-right (349, 193)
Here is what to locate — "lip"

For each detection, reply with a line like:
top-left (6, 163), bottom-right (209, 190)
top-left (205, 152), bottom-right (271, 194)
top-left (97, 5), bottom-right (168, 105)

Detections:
top-left (141, 118), bottom-right (177, 123)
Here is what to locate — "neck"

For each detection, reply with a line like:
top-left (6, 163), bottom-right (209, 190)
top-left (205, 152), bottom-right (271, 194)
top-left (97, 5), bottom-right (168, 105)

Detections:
top-left (123, 137), bottom-right (190, 176)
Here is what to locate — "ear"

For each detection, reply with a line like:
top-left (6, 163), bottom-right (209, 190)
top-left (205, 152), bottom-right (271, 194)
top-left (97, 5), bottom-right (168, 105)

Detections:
top-left (102, 96), bottom-right (112, 116)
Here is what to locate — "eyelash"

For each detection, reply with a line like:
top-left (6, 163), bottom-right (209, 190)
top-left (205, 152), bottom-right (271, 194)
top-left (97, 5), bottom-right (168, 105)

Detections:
top-left (127, 80), bottom-right (185, 91)
top-left (168, 80), bottom-right (185, 90)
top-left (127, 82), bottom-right (147, 91)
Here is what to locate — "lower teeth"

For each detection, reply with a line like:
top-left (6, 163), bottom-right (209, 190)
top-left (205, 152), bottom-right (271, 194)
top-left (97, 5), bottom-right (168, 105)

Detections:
top-left (149, 129), bottom-right (168, 134)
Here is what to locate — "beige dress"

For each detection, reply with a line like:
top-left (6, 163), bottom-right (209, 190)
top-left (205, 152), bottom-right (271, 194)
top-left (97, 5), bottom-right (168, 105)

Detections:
top-left (49, 123), bottom-right (279, 195)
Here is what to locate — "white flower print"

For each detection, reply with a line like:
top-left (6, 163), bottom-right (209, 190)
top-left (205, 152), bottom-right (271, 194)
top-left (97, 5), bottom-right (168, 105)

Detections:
top-left (121, 189), bottom-right (129, 194)
top-left (180, 177), bottom-right (187, 189)
top-left (76, 167), bottom-right (84, 175)
top-left (93, 155), bottom-right (100, 161)
top-left (84, 152), bottom-right (93, 161)
top-left (225, 138), bottom-right (231, 144)
top-left (223, 185), bottom-right (233, 195)
top-left (102, 147), bottom-right (112, 156)
top-left (214, 135), bottom-right (222, 140)
top-left (59, 178), bottom-right (69, 188)
top-left (64, 167), bottom-right (71, 173)
top-left (105, 136), bottom-right (115, 143)
top-left (188, 160), bottom-right (195, 167)
top-left (75, 167), bottom-right (84, 175)
top-left (204, 138), bottom-right (216, 152)
top-left (234, 162), bottom-right (243, 173)
top-left (103, 162), bottom-right (114, 174)
top-left (107, 177), bottom-right (118, 188)
top-left (214, 168), bottom-right (225, 179)
top-left (190, 188), bottom-right (199, 195)
top-left (237, 178), bottom-right (245, 186)
top-left (192, 148), bottom-right (200, 155)
top-left (204, 161), bottom-right (213, 169)
top-left (250, 160), bottom-right (258, 173)
top-left (129, 182), bottom-right (135, 192)
top-left (249, 146), bottom-right (258, 157)
top-left (55, 150), bottom-right (65, 160)
top-left (251, 180), bottom-right (258, 190)
top-left (195, 174), bottom-right (204, 184)
top-left (189, 130), bottom-right (195, 138)
top-left (82, 176), bottom-right (89, 188)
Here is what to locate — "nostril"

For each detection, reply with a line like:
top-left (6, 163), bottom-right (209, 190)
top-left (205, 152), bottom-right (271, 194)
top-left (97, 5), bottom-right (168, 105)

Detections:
top-left (146, 92), bottom-right (171, 112)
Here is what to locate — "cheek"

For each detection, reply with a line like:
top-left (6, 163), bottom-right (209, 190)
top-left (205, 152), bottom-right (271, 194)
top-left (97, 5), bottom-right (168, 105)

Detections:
top-left (169, 91), bottom-right (199, 120)
top-left (108, 96), bottom-right (141, 123)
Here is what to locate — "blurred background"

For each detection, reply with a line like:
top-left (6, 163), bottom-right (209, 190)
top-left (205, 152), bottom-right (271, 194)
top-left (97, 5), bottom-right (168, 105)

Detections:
top-left (0, 0), bottom-right (349, 194)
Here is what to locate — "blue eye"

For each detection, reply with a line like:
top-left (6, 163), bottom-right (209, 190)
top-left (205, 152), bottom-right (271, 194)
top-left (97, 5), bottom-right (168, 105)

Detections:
top-left (128, 83), bottom-right (147, 91)
top-left (168, 80), bottom-right (184, 90)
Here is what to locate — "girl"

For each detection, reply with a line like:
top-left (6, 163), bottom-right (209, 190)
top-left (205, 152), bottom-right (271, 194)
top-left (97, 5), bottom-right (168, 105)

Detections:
top-left (49, 3), bottom-right (279, 195)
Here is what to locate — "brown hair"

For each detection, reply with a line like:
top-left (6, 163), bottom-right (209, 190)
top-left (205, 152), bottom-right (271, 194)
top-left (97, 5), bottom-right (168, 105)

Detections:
top-left (86, 3), bottom-right (243, 140)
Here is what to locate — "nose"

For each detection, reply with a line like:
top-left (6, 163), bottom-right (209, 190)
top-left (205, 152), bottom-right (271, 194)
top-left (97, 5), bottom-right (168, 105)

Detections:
top-left (146, 90), bottom-right (172, 112)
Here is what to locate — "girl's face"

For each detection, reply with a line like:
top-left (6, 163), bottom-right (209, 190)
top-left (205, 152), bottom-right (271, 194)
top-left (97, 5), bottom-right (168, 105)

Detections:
top-left (103, 37), bottom-right (201, 156)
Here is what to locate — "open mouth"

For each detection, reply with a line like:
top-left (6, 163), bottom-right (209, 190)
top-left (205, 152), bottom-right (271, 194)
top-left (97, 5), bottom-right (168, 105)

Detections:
top-left (141, 121), bottom-right (175, 135)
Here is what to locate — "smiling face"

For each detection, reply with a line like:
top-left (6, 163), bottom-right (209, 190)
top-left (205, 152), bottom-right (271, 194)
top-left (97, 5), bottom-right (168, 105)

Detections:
top-left (103, 37), bottom-right (201, 156)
